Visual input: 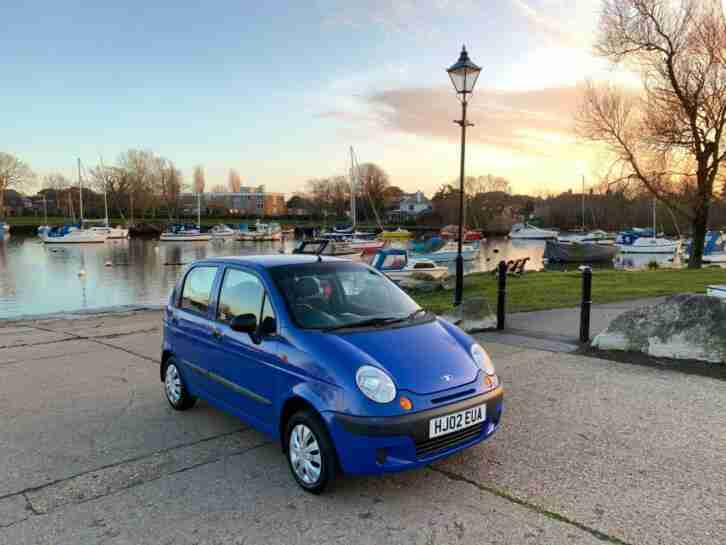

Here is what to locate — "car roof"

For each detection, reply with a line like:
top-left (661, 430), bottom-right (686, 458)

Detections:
top-left (199, 254), bottom-right (356, 271)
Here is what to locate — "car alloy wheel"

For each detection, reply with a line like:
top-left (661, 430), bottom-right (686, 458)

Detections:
top-left (288, 424), bottom-right (322, 485)
top-left (165, 363), bottom-right (182, 405)
top-left (163, 358), bottom-right (196, 411)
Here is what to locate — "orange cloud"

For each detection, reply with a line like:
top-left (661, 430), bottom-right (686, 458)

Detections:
top-left (366, 85), bottom-right (581, 155)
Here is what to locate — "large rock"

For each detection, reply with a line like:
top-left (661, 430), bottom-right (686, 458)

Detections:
top-left (441, 296), bottom-right (496, 333)
top-left (592, 294), bottom-right (726, 363)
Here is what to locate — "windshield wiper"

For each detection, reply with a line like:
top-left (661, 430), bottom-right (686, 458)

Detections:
top-left (323, 309), bottom-right (429, 332)
top-left (381, 308), bottom-right (428, 326)
top-left (323, 316), bottom-right (400, 331)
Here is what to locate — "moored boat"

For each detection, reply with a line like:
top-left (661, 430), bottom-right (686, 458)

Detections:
top-left (159, 224), bottom-right (211, 242)
top-left (440, 225), bottom-right (483, 242)
top-left (369, 248), bottom-right (449, 283)
top-left (415, 241), bottom-right (480, 263)
top-left (508, 223), bottom-right (558, 240)
top-left (379, 228), bottom-right (412, 240)
top-left (210, 224), bottom-right (237, 238)
top-left (558, 229), bottom-right (615, 244)
top-left (544, 240), bottom-right (619, 263)
top-left (41, 224), bottom-right (108, 244)
top-left (684, 230), bottom-right (726, 263)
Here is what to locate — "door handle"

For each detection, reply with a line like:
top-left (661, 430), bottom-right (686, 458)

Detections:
top-left (212, 328), bottom-right (222, 339)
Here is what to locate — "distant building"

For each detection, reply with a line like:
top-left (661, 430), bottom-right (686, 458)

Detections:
top-left (387, 191), bottom-right (431, 220)
top-left (181, 186), bottom-right (287, 216)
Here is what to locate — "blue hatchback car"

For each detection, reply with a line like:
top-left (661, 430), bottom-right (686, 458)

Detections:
top-left (161, 255), bottom-right (503, 493)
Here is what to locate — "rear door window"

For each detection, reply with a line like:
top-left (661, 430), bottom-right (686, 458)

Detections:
top-left (180, 266), bottom-right (218, 315)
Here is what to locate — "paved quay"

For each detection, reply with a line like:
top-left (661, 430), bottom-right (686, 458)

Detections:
top-left (479, 298), bottom-right (666, 352)
top-left (1, 309), bottom-right (725, 545)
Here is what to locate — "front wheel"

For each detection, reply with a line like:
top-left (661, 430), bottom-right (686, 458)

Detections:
top-left (285, 410), bottom-right (337, 494)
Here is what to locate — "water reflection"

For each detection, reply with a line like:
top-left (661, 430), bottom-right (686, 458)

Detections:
top-left (0, 235), bottom-right (690, 318)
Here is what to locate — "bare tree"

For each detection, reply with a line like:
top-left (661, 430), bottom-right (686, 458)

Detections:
top-left (356, 163), bottom-right (389, 222)
top-left (0, 153), bottom-right (34, 215)
top-left (193, 165), bottom-right (205, 194)
top-left (228, 169), bottom-right (242, 192)
top-left (579, 0), bottom-right (726, 267)
top-left (158, 160), bottom-right (183, 219)
top-left (43, 173), bottom-right (71, 191)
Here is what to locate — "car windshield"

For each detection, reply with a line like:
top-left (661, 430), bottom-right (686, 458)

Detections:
top-left (268, 261), bottom-right (423, 330)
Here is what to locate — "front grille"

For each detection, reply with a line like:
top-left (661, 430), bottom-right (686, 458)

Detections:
top-left (415, 423), bottom-right (485, 459)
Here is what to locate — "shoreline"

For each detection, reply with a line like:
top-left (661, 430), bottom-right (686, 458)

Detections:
top-left (0, 304), bottom-right (164, 324)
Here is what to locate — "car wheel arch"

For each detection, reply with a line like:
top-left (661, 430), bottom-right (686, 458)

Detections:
top-left (279, 396), bottom-right (317, 451)
top-left (160, 350), bottom-right (173, 382)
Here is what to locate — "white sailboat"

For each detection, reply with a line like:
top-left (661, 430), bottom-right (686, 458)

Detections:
top-left (41, 159), bottom-right (108, 244)
top-left (88, 188), bottom-right (128, 239)
top-left (617, 199), bottom-right (679, 254)
top-left (160, 193), bottom-right (210, 241)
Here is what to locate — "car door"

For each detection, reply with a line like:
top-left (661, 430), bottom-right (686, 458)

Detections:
top-left (171, 265), bottom-right (220, 396)
top-left (207, 267), bottom-right (282, 434)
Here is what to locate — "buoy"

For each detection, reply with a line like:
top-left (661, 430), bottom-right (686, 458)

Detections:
top-left (78, 269), bottom-right (86, 276)
top-left (493, 248), bottom-right (499, 253)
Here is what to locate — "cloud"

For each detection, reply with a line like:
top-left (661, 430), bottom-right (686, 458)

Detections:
top-left (315, 0), bottom-right (476, 41)
top-left (363, 85), bottom-right (582, 156)
top-left (509, 0), bottom-right (598, 49)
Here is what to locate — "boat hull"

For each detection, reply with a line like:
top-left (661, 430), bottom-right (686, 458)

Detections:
top-left (42, 233), bottom-right (108, 244)
top-left (544, 241), bottom-right (618, 263)
top-left (159, 234), bottom-right (211, 242)
top-left (617, 239), bottom-right (679, 254)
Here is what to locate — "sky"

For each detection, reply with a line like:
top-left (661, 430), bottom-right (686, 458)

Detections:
top-left (1, 0), bottom-right (635, 196)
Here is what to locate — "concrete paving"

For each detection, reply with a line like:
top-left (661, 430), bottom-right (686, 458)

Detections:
top-left (506, 297), bottom-right (666, 342)
top-left (1, 310), bottom-right (724, 545)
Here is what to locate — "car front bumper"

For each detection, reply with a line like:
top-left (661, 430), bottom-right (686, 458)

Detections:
top-left (322, 386), bottom-right (503, 475)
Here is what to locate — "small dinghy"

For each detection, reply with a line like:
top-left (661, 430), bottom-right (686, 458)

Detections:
top-left (369, 248), bottom-right (449, 283)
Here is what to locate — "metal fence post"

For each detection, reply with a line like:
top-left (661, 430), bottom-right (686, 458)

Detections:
top-left (580, 266), bottom-right (592, 343)
top-left (497, 260), bottom-right (507, 330)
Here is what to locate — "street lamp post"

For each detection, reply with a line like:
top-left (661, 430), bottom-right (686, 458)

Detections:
top-left (447, 45), bottom-right (481, 307)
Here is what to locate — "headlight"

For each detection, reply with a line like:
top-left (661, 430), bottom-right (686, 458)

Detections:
top-left (356, 365), bottom-right (396, 404)
top-left (471, 344), bottom-right (496, 376)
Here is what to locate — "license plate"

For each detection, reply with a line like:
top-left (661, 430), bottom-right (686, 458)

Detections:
top-left (429, 404), bottom-right (486, 439)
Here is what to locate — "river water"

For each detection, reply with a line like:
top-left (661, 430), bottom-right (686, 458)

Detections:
top-left (0, 235), bottom-right (684, 319)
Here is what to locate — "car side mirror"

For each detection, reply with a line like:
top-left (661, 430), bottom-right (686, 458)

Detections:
top-left (260, 316), bottom-right (277, 336)
top-left (230, 313), bottom-right (258, 335)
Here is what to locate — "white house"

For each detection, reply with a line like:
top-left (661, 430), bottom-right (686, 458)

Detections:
top-left (390, 191), bottom-right (431, 218)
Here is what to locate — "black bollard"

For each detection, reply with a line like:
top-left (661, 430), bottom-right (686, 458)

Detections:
top-left (497, 260), bottom-right (507, 330)
top-left (580, 266), bottom-right (592, 343)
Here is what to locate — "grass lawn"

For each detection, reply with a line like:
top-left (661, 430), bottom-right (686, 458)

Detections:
top-left (412, 268), bottom-right (726, 315)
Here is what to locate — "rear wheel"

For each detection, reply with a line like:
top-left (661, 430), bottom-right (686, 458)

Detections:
top-left (163, 359), bottom-right (197, 411)
top-left (285, 410), bottom-right (337, 494)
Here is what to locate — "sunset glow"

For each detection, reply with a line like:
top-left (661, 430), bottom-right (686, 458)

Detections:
top-left (1, 0), bottom-right (640, 195)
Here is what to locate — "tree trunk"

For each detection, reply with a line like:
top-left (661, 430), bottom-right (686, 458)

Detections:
top-left (688, 198), bottom-right (709, 269)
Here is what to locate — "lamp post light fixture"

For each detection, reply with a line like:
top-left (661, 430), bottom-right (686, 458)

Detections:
top-left (447, 45), bottom-right (481, 307)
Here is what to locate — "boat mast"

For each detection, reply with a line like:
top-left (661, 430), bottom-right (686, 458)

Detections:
top-left (78, 158), bottom-right (84, 223)
top-left (197, 192), bottom-right (201, 228)
top-left (349, 146), bottom-right (356, 231)
top-left (43, 195), bottom-right (48, 226)
top-left (581, 174), bottom-right (585, 232)
top-left (652, 198), bottom-right (656, 239)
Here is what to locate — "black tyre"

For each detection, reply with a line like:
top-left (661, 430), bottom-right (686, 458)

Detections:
top-left (163, 358), bottom-right (197, 411)
top-left (285, 409), bottom-right (337, 494)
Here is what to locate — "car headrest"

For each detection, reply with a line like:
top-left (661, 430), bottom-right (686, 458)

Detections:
top-left (295, 277), bottom-right (319, 298)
